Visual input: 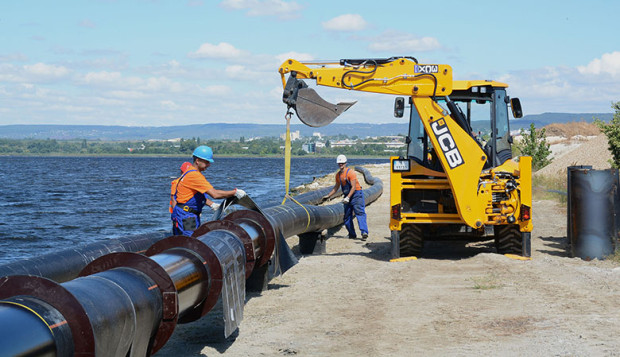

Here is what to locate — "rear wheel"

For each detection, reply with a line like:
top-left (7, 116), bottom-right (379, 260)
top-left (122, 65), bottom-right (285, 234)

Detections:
top-left (400, 224), bottom-right (424, 257)
top-left (494, 224), bottom-right (523, 255)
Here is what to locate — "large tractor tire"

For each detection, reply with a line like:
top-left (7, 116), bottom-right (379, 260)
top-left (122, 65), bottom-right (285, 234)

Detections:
top-left (494, 224), bottom-right (524, 255)
top-left (400, 224), bottom-right (424, 257)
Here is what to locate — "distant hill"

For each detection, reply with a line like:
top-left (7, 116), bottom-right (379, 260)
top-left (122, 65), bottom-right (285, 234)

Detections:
top-left (511, 112), bottom-right (612, 129)
top-left (0, 123), bottom-right (411, 140)
top-left (0, 112), bottom-right (613, 141)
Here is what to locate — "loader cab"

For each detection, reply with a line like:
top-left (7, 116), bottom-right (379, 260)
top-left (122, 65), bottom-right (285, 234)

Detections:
top-left (404, 81), bottom-right (520, 171)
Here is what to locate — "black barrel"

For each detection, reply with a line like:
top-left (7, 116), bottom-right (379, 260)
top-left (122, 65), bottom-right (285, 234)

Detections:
top-left (567, 165), bottom-right (592, 247)
top-left (568, 168), bottom-right (617, 260)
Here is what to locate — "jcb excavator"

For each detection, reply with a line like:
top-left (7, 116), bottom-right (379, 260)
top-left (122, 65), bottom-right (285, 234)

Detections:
top-left (279, 57), bottom-right (532, 258)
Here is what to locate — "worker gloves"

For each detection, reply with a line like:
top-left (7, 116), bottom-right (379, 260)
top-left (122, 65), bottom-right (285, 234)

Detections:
top-left (321, 195), bottom-right (330, 202)
top-left (209, 202), bottom-right (220, 211)
top-left (234, 188), bottom-right (246, 199)
top-left (342, 197), bottom-right (350, 204)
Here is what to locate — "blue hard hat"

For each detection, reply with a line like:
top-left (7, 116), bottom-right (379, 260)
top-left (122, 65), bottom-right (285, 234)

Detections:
top-left (192, 145), bottom-right (214, 163)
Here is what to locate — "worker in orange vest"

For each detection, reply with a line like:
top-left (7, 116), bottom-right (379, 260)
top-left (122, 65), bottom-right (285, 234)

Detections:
top-left (169, 161), bottom-right (217, 213)
top-left (322, 154), bottom-right (369, 240)
top-left (171, 146), bottom-right (246, 236)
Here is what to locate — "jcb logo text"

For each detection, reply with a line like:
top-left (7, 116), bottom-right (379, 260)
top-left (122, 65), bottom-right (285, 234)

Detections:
top-left (431, 119), bottom-right (464, 169)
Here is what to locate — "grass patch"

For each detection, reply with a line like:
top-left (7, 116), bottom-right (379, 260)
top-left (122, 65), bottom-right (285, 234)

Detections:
top-left (470, 273), bottom-right (504, 290)
top-left (532, 172), bottom-right (567, 203)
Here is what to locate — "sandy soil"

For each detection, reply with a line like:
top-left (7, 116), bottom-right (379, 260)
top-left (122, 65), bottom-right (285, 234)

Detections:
top-left (536, 135), bottom-right (613, 176)
top-left (160, 164), bottom-right (620, 357)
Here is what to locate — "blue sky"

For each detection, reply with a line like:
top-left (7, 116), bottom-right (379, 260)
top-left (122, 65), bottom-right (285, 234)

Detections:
top-left (1, 0), bottom-right (618, 127)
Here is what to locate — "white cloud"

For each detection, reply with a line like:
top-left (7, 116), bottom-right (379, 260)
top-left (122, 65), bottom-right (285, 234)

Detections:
top-left (224, 65), bottom-right (263, 80)
top-left (577, 51), bottom-right (620, 77)
top-left (143, 77), bottom-right (183, 92)
top-left (106, 90), bottom-right (147, 99)
top-left (82, 71), bottom-right (123, 85)
top-left (0, 53), bottom-right (28, 62)
top-left (498, 65), bottom-right (618, 114)
top-left (161, 100), bottom-right (179, 109)
top-left (0, 62), bottom-right (70, 83)
top-left (219, 0), bottom-right (302, 18)
top-left (78, 71), bottom-right (185, 93)
top-left (322, 14), bottom-right (368, 32)
top-left (275, 51), bottom-right (314, 64)
top-left (48, 104), bottom-right (94, 113)
top-left (24, 63), bottom-right (70, 78)
top-left (0, 64), bottom-right (24, 82)
top-left (188, 42), bottom-right (246, 59)
top-left (200, 85), bottom-right (233, 95)
top-left (368, 30), bottom-right (441, 52)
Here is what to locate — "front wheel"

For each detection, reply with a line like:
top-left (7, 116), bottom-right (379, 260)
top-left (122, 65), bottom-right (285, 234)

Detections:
top-left (494, 224), bottom-right (528, 256)
top-left (400, 224), bottom-right (424, 257)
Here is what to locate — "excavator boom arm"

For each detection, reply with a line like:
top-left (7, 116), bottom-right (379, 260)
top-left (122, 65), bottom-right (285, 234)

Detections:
top-left (278, 57), bottom-right (486, 228)
top-left (279, 58), bottom-right (453, 97)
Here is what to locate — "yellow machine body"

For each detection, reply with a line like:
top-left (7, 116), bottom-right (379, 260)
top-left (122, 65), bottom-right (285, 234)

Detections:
top-left (279, 57), bottom-right (533, 258)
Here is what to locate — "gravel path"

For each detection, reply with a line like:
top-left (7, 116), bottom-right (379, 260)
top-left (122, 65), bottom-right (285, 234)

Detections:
top-left (159, 164), bottom-right (620, 357)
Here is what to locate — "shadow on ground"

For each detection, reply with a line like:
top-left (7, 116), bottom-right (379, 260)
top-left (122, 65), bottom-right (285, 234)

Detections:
top-left (538, 235), bottom-right (570, 257)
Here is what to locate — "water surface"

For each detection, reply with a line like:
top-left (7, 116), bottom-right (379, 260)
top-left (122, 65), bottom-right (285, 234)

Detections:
top-left (0, 156), bottom-right (387, 264)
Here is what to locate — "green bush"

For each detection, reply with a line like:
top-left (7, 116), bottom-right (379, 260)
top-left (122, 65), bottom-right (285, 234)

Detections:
top-left (594, 101), bottom-right (620, 168)
top-left (517, 123), bottom-right (552, 171)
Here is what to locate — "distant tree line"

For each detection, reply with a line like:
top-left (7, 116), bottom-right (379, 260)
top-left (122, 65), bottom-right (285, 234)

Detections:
top-left (0, 136), bottom-right (405, 157)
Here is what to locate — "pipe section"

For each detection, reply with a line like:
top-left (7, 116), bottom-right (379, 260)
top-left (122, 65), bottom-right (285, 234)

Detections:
top-left (0, 167), bottom-right (382, 356)
top-left (0, 231), bottom-right (168, 282)
top-left (568, 168), bottom-right (617, 260)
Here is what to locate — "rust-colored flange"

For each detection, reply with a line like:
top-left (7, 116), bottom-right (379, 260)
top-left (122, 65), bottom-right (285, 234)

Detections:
top-left (79, 252), bottom-right (177, 355)
top-left (145, 235), bottom-right (223, 323)
top-left (193, 220), bottom-right (256, 278)
top-left (0, 275), bottom-right (95, 356)
top-left (224, 210), bottom-right (276, 267)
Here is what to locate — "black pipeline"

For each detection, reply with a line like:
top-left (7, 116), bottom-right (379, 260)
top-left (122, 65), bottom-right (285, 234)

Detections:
top-left (0, 167), bottom-right (380, 282)
top-left (0, 231), bottom-right (169, 283)
top-left (0, 208), bottom-right (277, 356)
top-left (0, 167), bottom-right (382, 356)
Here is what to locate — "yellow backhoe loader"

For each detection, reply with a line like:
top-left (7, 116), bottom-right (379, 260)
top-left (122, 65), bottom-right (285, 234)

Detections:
top-left (279, 57), bottom-right (532, 258)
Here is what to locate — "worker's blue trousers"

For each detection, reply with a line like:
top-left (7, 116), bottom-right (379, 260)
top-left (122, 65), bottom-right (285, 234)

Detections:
top-left (344, 190), bottom-right (368, 238)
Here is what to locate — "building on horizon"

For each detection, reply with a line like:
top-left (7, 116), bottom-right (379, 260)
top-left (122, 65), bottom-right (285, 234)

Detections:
top-left (280, 130), bottom-right (301, 141)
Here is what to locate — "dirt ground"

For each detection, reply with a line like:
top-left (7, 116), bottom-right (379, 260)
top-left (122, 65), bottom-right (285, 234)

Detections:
top-left (160, 163), bottom-right (620, 357)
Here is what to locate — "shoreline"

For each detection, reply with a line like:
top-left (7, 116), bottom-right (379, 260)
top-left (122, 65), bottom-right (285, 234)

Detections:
top-left (0, 153), bottom-right (391, 159)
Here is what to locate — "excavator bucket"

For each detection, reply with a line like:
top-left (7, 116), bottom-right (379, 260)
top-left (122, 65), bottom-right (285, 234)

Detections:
top-left (283, 75), bottom-right (356, 127)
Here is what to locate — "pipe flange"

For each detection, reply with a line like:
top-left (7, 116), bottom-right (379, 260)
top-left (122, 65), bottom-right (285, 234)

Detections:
top-left (193, 220), bottom-right (256, 279)
top-left (78, 252), bottom-right (178, 355)
top-left (224, 210), bottom-right (276, 267)
top-left (0, 275), bottom-right (95, 356)
top-left (145, 235), bottom-right (223, 323)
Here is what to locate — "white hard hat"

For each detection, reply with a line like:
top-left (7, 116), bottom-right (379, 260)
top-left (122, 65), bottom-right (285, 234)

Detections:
top-left (336, 154), bottom-right (347, 164)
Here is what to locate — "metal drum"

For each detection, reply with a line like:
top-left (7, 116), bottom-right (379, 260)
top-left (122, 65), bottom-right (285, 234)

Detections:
top-left (568, 168), bottom-right (617, 260)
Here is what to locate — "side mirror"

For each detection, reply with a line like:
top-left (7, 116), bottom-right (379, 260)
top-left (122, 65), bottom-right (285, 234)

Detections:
top-left (394, 97), bottom-right (405, 118)
top-left (510, 98), bottom-right (523, 118)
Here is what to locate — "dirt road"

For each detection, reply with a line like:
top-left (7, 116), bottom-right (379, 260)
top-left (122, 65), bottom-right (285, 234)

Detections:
top-left (161, 164), bottom-right (620, 356)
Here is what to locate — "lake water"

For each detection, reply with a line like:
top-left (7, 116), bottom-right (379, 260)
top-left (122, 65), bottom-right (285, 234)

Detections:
top-left (0, 156), bottom-right (387, 264)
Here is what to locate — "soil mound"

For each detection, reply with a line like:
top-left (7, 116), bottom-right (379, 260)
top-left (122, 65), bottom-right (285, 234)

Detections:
top-left (543, 121), bottom-right (600, 138)
top-left (536, 134), bottom-right (612, 176)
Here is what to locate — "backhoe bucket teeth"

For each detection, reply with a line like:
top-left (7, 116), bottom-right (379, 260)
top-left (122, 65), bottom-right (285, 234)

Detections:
top-left (295, 88), bottom-right (356, 127)
top-left (283, 74), bottom-right (355, 127)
